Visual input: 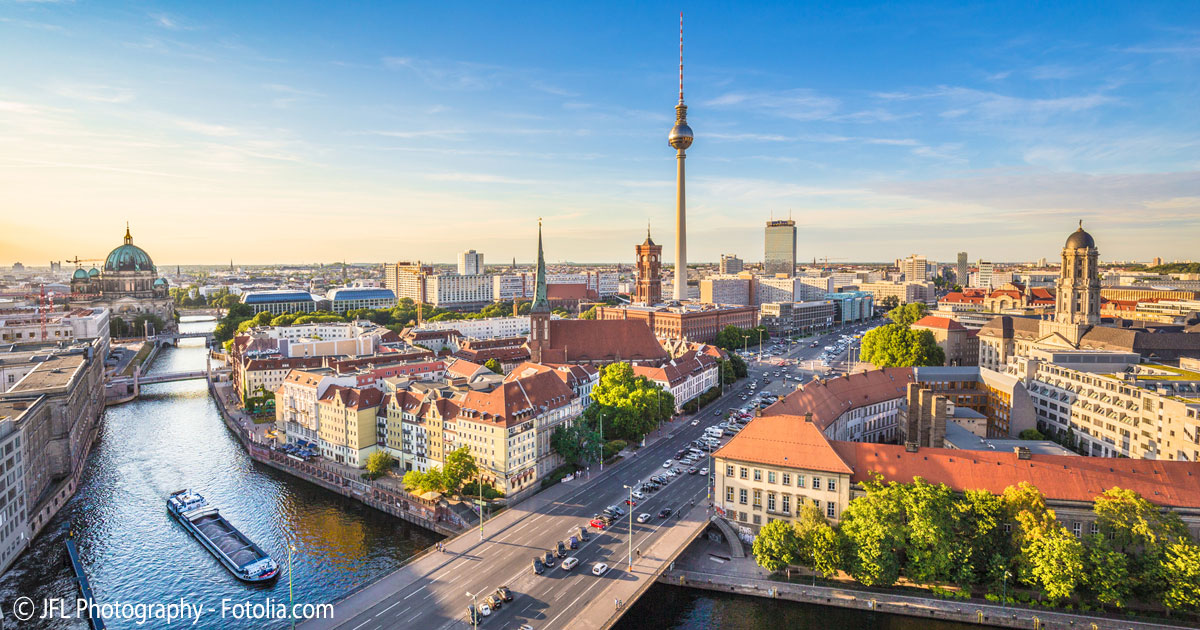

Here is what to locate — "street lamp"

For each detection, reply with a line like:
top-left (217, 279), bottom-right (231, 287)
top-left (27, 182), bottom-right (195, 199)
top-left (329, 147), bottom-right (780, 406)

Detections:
top-left (623, 484), bottom-right (634, 571)
top-left (477, 475), bottom-right (485, 541)
top-left (465, 591), bottom-right (479, 630)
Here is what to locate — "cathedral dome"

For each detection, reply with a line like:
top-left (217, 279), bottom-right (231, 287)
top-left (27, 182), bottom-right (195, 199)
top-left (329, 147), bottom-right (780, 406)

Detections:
top-left (104, 226), bottom-right (156, 273)
top-left (88, 268), bottom-right (100, 278)
top-left (1064, 224), bottom-right (1095, 250)
top-left (72, 268), bottom-right (89, 280)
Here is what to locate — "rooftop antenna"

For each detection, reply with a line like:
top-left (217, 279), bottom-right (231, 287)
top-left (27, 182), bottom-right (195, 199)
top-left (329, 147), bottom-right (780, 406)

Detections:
top-left (678, 11), bottom-right (684, 104)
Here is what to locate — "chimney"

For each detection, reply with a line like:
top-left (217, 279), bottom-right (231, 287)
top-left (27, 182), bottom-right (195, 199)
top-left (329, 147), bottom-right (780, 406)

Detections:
top-left (904, 442), bottom-right (919, 453)
top-left (1014, 446), bottom-right (1032, 460)
top-left (803, 412), bottom-right (812, 423)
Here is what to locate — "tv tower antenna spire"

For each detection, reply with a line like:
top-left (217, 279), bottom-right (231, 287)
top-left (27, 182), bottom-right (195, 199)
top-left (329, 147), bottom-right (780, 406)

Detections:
top-left (678, 12), bottom-right (684, 104)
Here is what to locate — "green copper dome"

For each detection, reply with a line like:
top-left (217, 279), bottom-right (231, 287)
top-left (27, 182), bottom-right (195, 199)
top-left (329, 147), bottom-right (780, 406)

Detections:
top-left (104, 225), bottom-right (156, 273)
top-left (88, 267), bottom-right (100, 277)
top-left (72, 268), bottom-right (89, 280)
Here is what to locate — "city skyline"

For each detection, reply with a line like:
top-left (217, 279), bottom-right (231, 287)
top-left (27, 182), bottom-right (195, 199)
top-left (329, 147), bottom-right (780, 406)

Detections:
top-left (2, 2), bottom-right (1199, 265)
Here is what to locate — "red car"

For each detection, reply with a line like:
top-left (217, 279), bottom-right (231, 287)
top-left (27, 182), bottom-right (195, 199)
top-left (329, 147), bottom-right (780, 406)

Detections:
top-left (589, 518), bottom-right (607, 529)
top-left (624, 499), bottom-right (637, 507)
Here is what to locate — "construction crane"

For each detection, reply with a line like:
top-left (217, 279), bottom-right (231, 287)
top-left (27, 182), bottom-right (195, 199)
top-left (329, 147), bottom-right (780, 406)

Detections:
top-left (0, 285), bottom-right (90, 341)
top-left (813, 256), bottom-right (848, 272)
top-left (65, 256), bottom-right (103, 267)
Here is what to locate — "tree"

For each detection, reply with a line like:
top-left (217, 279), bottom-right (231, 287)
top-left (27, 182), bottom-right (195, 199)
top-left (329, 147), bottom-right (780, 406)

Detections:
top-left (1161, 539), bottom-right (1200, 612)
top-left (1083, 534), bottom-right (1131, 609)
top-left (1026, 524), bottom-right (1085, 602)
top-left (878, 295), bottom-right (900, 311)
top-left (953, 489), bottom-right (1010, 588)
top-left (899, 478), bottom-right (959, 584)
top-left (550, 419), bottom-right (601, 468)
top-left (484, 358), bottom-right (503, 374)
top-left (366, 451), bottom-right (395, 476)
top-left (727, 353), bottom-right (748, 378)
top-left (442, 446), bottom-right (479, 496)
top-left (1018, 428), bottom-right (1046, 440)
top-left (886, 303), bottom-right (928, 326)
top-left (1094, 486), bottom-right (1188, 601)
top-left (752, 519), bottom-right (799, 573)
top-left (793, 503), bottom-right (841, 579)
top-left (402, 468), bottom-right (447, 495)
top-left (839, 474), bottom-right (905, 586)
top-left (588, 363), bottom-right (674, 442)
top-left (859, 323), bottom-right (944, 367)
top-left (580, 306), bottom-right (598, 320)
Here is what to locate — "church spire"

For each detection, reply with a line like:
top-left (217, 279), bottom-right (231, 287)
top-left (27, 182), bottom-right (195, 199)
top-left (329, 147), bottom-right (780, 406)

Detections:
top-left (531, 218), bottom-right (549, 313)
top-left (124, 222), bottom-right (133, 245)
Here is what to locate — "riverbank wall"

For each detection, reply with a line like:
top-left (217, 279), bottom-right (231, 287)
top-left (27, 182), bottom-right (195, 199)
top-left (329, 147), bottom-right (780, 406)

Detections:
top-left (659, 567), bottom-right (1194, 630)
top-left (206, 378), bottom-right (463, 537)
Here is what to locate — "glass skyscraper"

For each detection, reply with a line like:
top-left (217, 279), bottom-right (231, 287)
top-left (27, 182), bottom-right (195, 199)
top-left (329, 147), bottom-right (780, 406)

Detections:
top-left (764, 219), bottom-right (797, 277)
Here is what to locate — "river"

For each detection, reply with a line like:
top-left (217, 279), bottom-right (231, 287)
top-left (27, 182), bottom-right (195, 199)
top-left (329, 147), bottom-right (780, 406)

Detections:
top-left (0, 317), bottom-right (981, 630)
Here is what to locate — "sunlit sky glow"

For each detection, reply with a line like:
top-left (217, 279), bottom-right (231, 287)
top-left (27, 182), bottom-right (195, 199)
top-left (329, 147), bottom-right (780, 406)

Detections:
top-left (2, 1), bottom-right (1198, 266)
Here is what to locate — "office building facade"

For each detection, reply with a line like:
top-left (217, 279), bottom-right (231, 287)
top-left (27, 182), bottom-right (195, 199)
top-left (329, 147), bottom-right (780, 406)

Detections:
top-left (764, 219), bottom-right (797, 278)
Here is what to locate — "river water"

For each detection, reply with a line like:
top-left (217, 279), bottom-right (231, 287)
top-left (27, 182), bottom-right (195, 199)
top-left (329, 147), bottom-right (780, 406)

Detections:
top-left (0, 317), bottom-right (981, 630)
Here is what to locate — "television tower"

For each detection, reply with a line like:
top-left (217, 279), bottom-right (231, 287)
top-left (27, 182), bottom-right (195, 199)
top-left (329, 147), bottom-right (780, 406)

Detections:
top-left (668, 12), bottom-right (694, 302)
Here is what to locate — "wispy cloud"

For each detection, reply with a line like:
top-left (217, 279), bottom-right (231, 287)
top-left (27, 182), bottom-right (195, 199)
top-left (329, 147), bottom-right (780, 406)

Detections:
top-left (704, 88), bottom-right (840, 121)
top-left (422, 172), bottom-right (537, 185)
top-left (50, 83), bottom-right (134, 104)
top-left (175, 119), bottom-right (239, 137)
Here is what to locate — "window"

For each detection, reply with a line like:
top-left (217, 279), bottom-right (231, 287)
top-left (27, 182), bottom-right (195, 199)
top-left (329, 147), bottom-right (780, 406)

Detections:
top-left (726, 465), bottom-right (734, 477)
top-left (726, 487), bottom-right (734, 502)
top-left (781, 473), bottom-right (790, 486)
top-left (1090, 522), bottom-right (1099, 536)
top-left (1072, 522), bottom-right (1081, 538)
top-left (768, 471), bottom-right (776, 484)
top-left (797, 475), bottom-right (806, 487)
top-left (752, 514), bottom-right (761, 525)
top-left (1003, 523), bottom-right (1011, 533)
top-left (781, 494), bottom-right (790, 514)
top-left (739, 488), bottom-right (748, 505)
top-left (739, 467), bottom-right (748, 479)
top-left (826, 502), bottom-right (836, 519)
top-left (753, 489), bottom-right (762, 508)
top-left (767, 493), bottom-right (776, 512)
top-left (811, 476), bottom-right (820, 490)
top-left (753, 469), bottom-right (762, 482)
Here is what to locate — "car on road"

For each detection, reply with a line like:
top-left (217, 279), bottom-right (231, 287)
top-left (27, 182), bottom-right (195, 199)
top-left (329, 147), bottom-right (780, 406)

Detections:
top-left (478, 602), bottom-right (492, 616)
top-left (637, 513), bottom-right (652, 523)
top-left (532, 558), bottom-right (545, 574)
top-left (631, 490), bottom-right (644, 500)
top-left (468, 606), bottom-right (482, 625)
top-left (589, 518), bottom-right (607, 529)
top-left (700, 467), bottom-right (709, 475)
top-left (592, 562), bottom-right (609, 576)
top-left (713, 409), bottom-right (722, 416)
top-left (658, 508), bottom-right (673, 518)
top-left (611, 504), bottom-right (626, 516)
top-left (662, 460), bottom-right (673, 468)
top-left (691, 418), bottom-right (700, 425)
top-left (687, 467), bottom-right (698, 475)
top-left (568, 535), bottom-right (579, 549)
top-left (483, 594), bottom-right (502, 610)
top-left (561, 556), bottom-right (579, 571)
top-left (664, 469), bottom-right (677, 478)
top-left (495, 586), bottom-right (513, 602)
top-left (542, 551), bottom-right (556, 567)
top-left (556, 541), bottom-right (567, 557)
top-left (624, 499), bottom-right (637, 507)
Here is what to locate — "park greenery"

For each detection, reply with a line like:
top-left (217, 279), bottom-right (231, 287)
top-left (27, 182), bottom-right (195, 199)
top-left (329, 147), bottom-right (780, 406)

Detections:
top-left (751, 476), bottom-right (1200, 614)
top-left (714, 324), bottom-right (770, 353)
top-left (550, 362), bottom-right (675, 467)
top-left (858, 303), bottom-right (945, 368)
top-left (109, 313), bottom-right (167, 339)
top-left (363, 451), bottom-right (395, 480)
top-left (484, 358), bottom-right (503, 374)
top-left (401, 446), bottom-right (481, 498)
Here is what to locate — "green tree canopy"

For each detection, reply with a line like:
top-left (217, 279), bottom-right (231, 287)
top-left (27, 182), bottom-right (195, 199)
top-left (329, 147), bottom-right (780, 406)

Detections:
top-left (484, 358), bottom-right (503, 374)
top-left (588, 363), bottom-right (674, 442)
top-left (442, 446), bottom-right (479, 496)
top-left (859, 323), bottom-right (945, 368)
top-left (402, 468), bottom-right (447, 495)
top-left (366, 451), bottom-right (395, 476)
top-left (793, 503), bottom-right (841, 579)
top-left (886, 302), bottom-right (929, 326)
top-left (550, 419), bottom-right (602, 468)
top-left (752, 519), bottom-right (799, 573)
top-left (839, 473), bottom-right (906, 586)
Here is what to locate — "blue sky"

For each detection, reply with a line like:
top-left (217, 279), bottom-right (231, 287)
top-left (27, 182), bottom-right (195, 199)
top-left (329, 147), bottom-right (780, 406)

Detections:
top-left (1, 1), bottom-right (1198, 265)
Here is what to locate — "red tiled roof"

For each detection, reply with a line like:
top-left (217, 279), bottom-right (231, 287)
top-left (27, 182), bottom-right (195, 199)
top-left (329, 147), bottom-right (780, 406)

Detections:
top-left (547, 283), bottom-right (588, 300)
top-left (912, 315), bottom-right (967, 331)
top-left (833, 442), bottom-right (1200, 510)
top-left (537, 320), bottom-right (669, 364)
top-left (460, 370), bottom-right (575, 427)
top-left (632, 349), bottom-right (718, 387)
top-left (318, 385), bottom-right (383, 410)
top-left (446, 358), bottom-right (487, 378)
top-left (713, 414), bottom-right (853, 474)
top-left (940, 292), bottom-right (984, 304)
top-left (763, 368), bottom-right (915, 430)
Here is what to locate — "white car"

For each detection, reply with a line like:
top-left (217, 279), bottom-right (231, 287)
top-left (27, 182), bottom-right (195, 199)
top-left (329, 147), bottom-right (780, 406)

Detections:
top-left (636, 513), bottom-right (652, 523)
top-left (479, 603), bottom-right (492, 616)
top-left (592, 562), bottom-right (609, 576)
top-left (690, 418), bottom-right (699, 425)
top-left (632, 490), bottom-right (644, 500)
top-left (700, 467), bottom-right (709, 475)
top-left (665, 469), bottom-right (677, 478)
top-left (561, 557), bottom-right (579, 571)
top-left (662, 460), bottom-right (672, 468)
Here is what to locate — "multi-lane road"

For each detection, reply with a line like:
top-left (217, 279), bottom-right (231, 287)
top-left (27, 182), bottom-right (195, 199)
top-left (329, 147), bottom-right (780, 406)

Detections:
top-left (307, 321), bottom-right (877, 630)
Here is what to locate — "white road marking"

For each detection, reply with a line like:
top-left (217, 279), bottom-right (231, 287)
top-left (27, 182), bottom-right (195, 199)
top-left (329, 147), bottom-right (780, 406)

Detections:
top-left (402, 585), bottom-right (426, 600)
top-left (377, 600), bottom-right (401, 615)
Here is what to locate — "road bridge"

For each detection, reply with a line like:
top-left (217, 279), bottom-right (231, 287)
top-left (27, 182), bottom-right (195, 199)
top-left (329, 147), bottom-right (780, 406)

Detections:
top-left (153, 331), bottom-right (215, 347)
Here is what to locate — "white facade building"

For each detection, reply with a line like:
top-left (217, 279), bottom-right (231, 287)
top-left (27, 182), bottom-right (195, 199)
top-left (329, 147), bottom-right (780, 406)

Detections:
top-left (458, 250), bottom-right (484, 276)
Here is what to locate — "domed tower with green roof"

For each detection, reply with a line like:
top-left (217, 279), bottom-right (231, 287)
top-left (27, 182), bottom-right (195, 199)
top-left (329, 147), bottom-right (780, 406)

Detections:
top-left (71, 223), bottom-right (175, 330)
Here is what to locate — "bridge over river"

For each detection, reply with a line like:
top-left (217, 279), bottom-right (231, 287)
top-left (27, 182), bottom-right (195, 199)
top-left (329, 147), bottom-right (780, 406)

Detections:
top-left (302, 385), bottom-right (750, 630)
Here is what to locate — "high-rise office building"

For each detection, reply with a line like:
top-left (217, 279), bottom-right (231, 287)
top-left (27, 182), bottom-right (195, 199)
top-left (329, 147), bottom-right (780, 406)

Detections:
top-left (457, 250), bottom-right (483, 276)
top-left (976, 260), bottom-right (994, 289)
top-left (956, 252), bottom-right (968, 286)
top-left (719, 254), bottom-right (744, 275)
top-left (764, 219), bottom-right (797, 277)
top-left (898, 255), bottom-right (930, 282)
